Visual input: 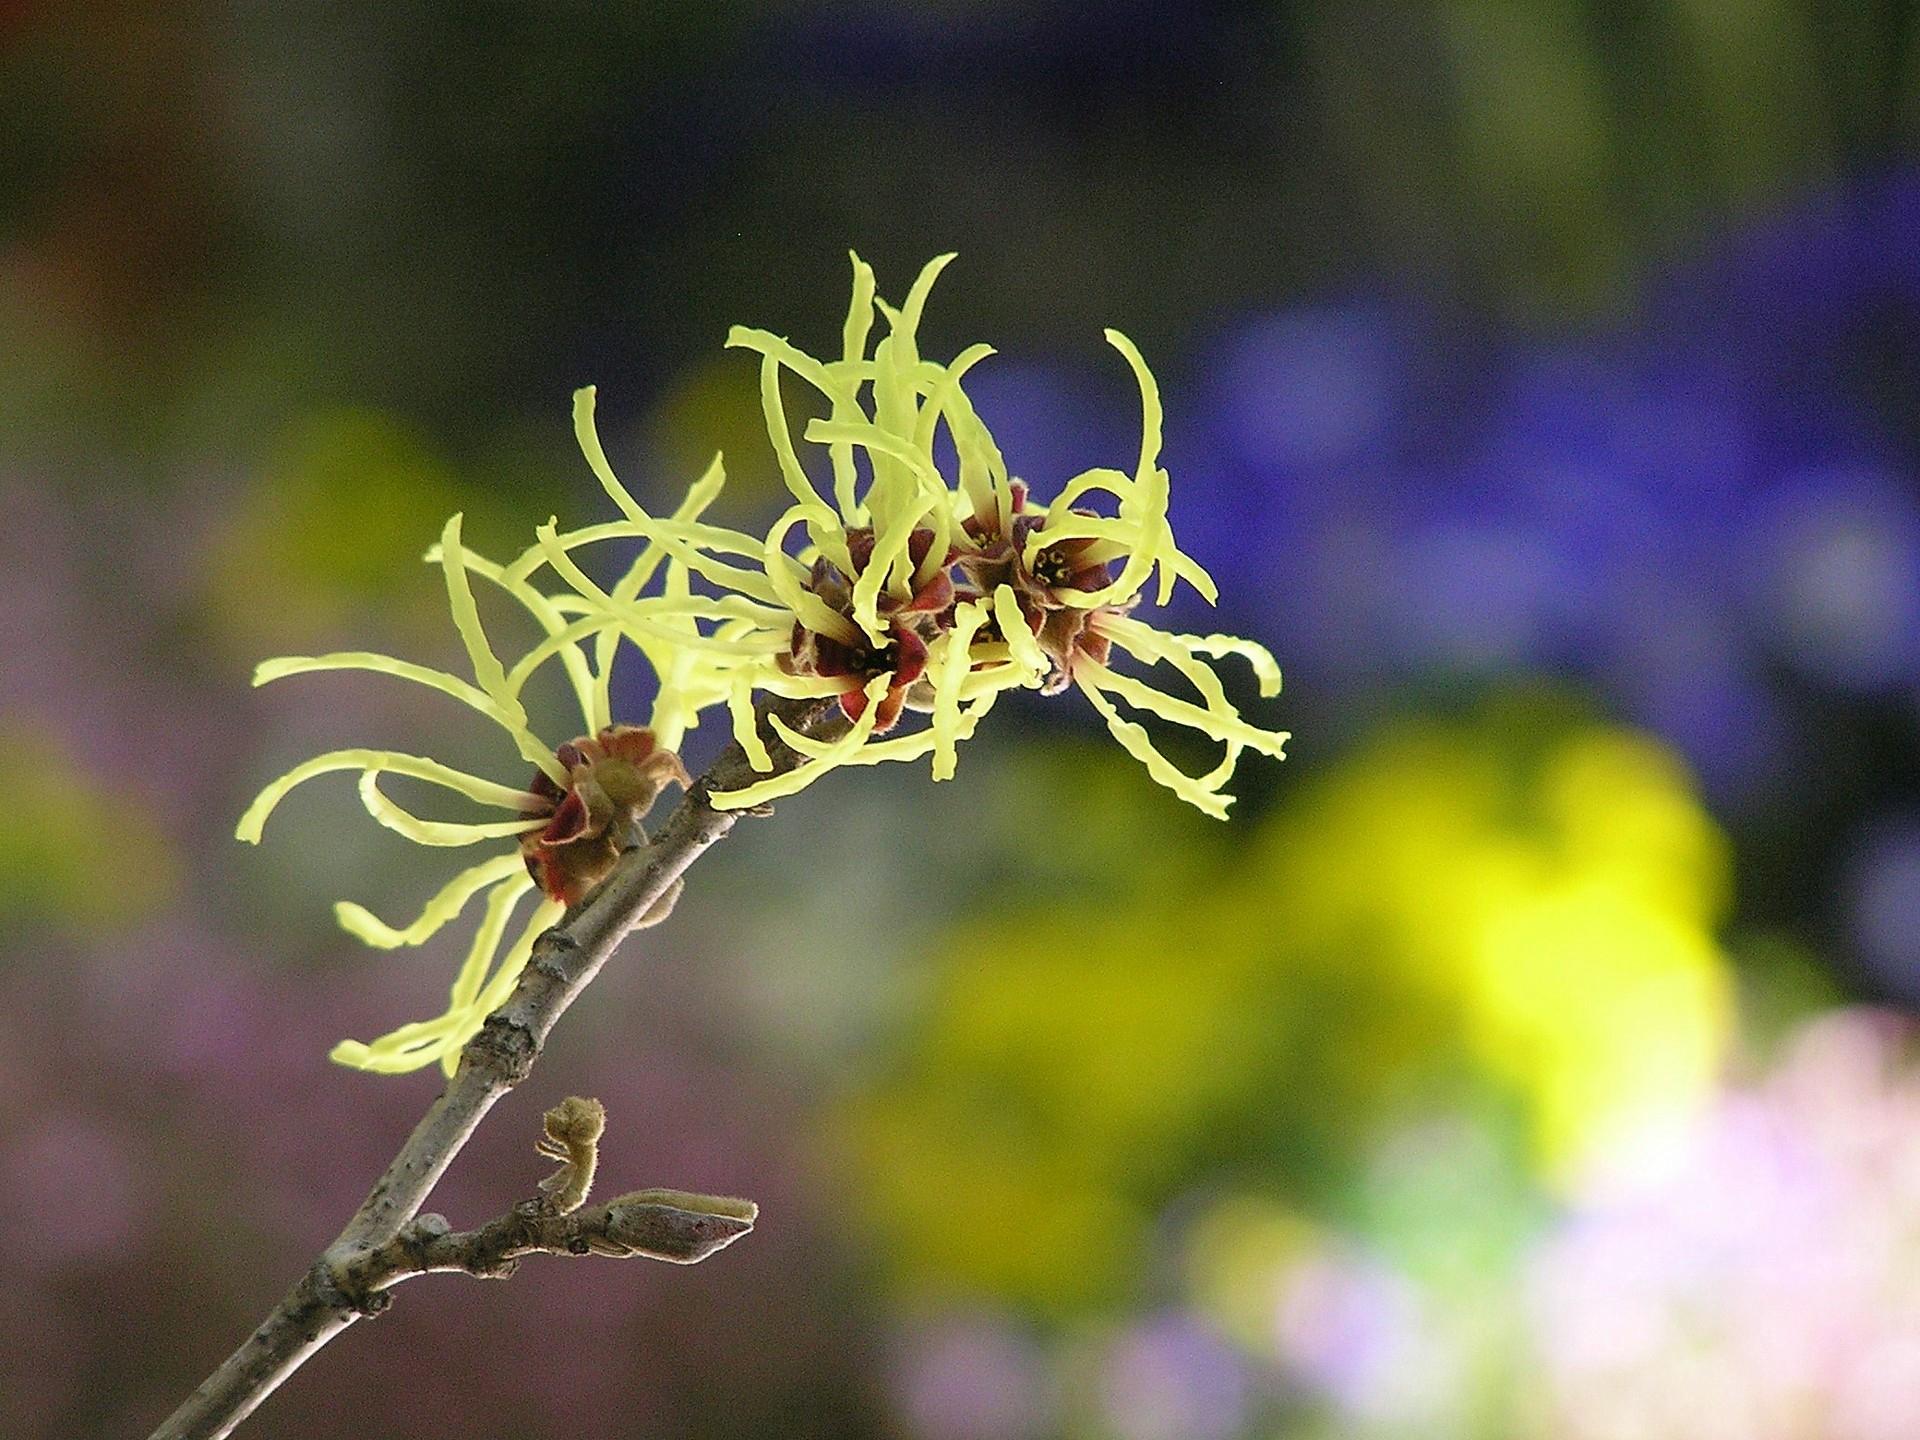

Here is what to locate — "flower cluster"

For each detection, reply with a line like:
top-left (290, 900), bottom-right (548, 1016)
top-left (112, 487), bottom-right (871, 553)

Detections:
top-left (558, 252), bottom-right (1288, 814)
top-left (239, 255), bottom-right (1288, 1074)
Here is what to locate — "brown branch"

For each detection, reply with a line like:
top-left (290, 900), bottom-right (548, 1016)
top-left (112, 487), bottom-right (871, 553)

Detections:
top-left (148, 698), bottom-right (841, 1440)
top-left (340, 1188), bottom-right (760, 1296)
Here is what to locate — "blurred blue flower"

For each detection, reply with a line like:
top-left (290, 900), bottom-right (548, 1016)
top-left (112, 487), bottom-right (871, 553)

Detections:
top-left (1104, 171), bottom-right (1920, 803)
top-left (964, 358), bottom-right (1138, 496)
top-left (1739, 466), bottom-right (1920, 691)
top-left (1209, 305), bottom-right (1409, 475)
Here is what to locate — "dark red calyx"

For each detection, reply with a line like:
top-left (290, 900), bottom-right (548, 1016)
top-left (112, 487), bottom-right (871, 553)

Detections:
top-left (519, 726), bottom-right (690, 906)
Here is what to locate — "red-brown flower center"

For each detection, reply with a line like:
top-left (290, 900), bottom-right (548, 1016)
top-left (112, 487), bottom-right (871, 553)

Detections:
top-left (520, 726), bottom-right (688, 905)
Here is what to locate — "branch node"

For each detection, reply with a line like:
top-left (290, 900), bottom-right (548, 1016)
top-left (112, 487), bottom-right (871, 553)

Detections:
top-left (528, 928), bottom-right (582, 983)
top-left (311, 1253), bottom-right (389, 1320)
top-left (536, 928), bottom-right (583, 956)
top-left (468, 1014), bottom-right (538, 1083)
top-left (394, 1214), bottom-right (448, 1270)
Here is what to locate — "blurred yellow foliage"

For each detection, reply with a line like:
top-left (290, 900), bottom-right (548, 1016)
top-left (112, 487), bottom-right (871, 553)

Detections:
top-left (833, 694), bottom-right (1733, 1315)
top-left (641, 353), bottom-right (790, 511)
top-left (1265, 717), bottom-right (1732, 1181)
top-left (1182, 1193), bottom-right (1324, 1354)
top-left (201, 408), bottom-right (475, 654)
top-left (0, 716), bottom-right (176, 936)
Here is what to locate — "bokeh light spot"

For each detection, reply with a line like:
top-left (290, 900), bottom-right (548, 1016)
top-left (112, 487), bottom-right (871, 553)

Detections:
top-left (1097, 1311), bottom-right (1249, 1440)
top-left (892, 1310), bottom-right (1055, 1440)
top-left (0, 715), bottom-right (176, 936)
top-left (1843, 814), bottom-right (1920, 1000)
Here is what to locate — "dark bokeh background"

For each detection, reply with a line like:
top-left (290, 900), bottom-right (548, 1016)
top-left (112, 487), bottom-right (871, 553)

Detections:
top-left (11, 4), bottom-right (1920, 1437)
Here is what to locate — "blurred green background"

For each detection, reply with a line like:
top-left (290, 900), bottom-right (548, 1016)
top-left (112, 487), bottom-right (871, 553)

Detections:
top-left (9, 3), bottom-right (1920, 1437)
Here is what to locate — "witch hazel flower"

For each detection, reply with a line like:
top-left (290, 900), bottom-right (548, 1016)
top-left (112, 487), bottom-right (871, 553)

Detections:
top-left (236, 501), bottom-right (710, 1076)
top-left (237, 254), bottom-right (1288, 1073)
top-left (945, 333), bottom-right (1286, 815)
top-left (561, 252), bottom-right (1288, 816)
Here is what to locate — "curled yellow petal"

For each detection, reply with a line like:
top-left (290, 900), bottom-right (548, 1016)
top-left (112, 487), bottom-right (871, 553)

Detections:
top-left (730, 679), bottom-right (773, 774)
top-left (333, 853), bottom-right (528, 949)
top-left (992, 583), bottom-right (1048, 679)
top-left (769, 697), bottom-right (995, 772)
top-left (254, 652), bottom-right (496, 715)
top-left (331, 893), bottom-right (560, 1077)
top-left (928, 602), bottom-right (989, 782)
top-left (1077, 660), bottom-right (1290, 760)
top-left (451, 881), bottom-right (548, 1014)
top-left (358, 769), bottom-right (548, 847)
top-left (461, 899), bottom-right (566, 1047)
top-left (237, 749), bottom-right (537, 844)
top-left (1078, 680), bottom-right (1234, 821)
top-left (438, 514), bottom-right (567, 785)
top-left (571, 385), bottom-right (648, 523)
top-left (762, 507), bottom-right (863, 644)
top-left (708, 676), bottom-right (889, 809)
top-left (1179, 632), bottom-right (1283, 696)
